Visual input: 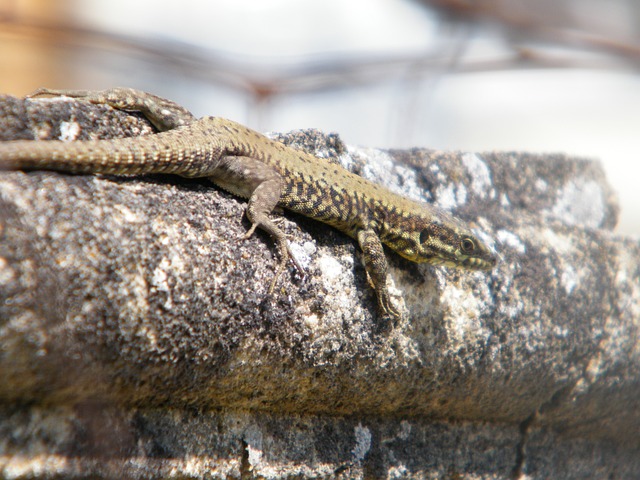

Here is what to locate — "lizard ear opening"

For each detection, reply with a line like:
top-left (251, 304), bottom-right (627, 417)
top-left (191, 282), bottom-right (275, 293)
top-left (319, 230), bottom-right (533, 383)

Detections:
top-left (419, 229), bottom-right (430, 245)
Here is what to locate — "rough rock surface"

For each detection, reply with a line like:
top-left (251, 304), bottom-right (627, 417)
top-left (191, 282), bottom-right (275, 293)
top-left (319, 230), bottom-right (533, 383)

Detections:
top-left (0, 94), bottom-right (638, 479)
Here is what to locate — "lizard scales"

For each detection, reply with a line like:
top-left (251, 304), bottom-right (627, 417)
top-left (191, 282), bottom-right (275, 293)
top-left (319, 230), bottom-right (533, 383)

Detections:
top-left (0, 88), bottom-right (496, 318)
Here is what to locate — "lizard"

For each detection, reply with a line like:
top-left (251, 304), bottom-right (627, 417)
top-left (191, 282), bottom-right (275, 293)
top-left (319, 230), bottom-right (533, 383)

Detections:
top-left (0, 87), bottom-right (496, 318)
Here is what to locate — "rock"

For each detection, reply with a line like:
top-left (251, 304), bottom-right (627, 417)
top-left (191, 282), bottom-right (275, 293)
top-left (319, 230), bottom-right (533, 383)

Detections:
top-left (0, 93), bottom-right (638, 478)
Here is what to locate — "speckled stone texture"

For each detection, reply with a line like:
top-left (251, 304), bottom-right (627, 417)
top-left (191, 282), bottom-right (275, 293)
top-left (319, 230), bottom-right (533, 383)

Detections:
top-left (0, 94), bottom-right (638, 479)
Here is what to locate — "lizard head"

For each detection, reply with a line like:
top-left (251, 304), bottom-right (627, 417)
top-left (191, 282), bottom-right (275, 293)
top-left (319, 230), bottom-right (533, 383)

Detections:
top-left (385, 210), bottom-right (497, 271)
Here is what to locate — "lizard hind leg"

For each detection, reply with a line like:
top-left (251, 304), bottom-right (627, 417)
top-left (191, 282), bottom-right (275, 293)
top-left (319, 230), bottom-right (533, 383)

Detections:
top-left (28, 87), bottom-right (196, 131)
top-left (245, 178), bottom-right (305, 295)
top-left (248, 211), bottom-right (304, 295)
top-left (209, 156), bottom-right (304, 295)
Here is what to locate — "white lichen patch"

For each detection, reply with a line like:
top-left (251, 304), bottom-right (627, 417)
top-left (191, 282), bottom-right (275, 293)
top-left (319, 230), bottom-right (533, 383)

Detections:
top-left (0, 256), bottom-right (15, 286)
top-left (244, 425), bottom-right (264, 470)
top-left (289, 241), bottom-right (315, 270)
top-left (351, 423), bottom-right (372, 463)
top-left (388, 465), bottom-right (410, 479)
top-left (59, 121), bottom-right (80, 142)
top-left (434, 182), bottom-right (467, 210)
top-left (113, 204), bottom-right (143, 223)
top-left (536, 227), bottom-right (588, 298)
top-left (461, 153), bottom-right (494, 199)
top-left (155, 234), bottom-right (187, 275)
top-left (337, 151), bottom-right (355, 171)
top-left (2, 453), bottom-right (71, 479)
top-left (118, 265), bottom-right (152, 337)
top-left (150, 243), bottom-right (189, 311)
top-left (347, 146), bottom-right (426, 203)
top-left (152, 258), bottom-right (171, 293)
top-left (553, 325), bottom-right (569, 338)
top-left (496, 229), bottom-right (526, 254)
top-left (398, 420), bottom-right (412, 440)
top-left (535, 178), bottom-right (548, 192)
top-left (548, 179), bottom-right (605, 228)
top-left (437, 271), bottom-right (493, 350)
top-left (499, 299), bottom-right (524, 319)
top-left (304, 313), bottom-right (320, 329)
top-left (560, 264), bottom-right (578, 295)
top-left (315, 253), bottom-right (358, 316)
top-left (518, 320), bottom-right (545, 354)
top-left (539, 227), bottom-right (576, 256)
top-left (317, 254), bottom-right (346, 282)
top-left (0, 178), bottom-right (33, 214)
top-left (0, 310), bottom-right (47, 357)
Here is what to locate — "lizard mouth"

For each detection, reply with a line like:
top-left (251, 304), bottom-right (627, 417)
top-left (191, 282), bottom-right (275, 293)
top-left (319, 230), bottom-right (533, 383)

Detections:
top-left (426, 253), bottom-right (496, 271)
top-left (461, 255), bottom-right (496, 271)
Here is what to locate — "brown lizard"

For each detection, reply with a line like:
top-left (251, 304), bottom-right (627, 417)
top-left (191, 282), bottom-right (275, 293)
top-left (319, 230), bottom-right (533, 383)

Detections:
top-left (0, 88), bottom-right (496, 318)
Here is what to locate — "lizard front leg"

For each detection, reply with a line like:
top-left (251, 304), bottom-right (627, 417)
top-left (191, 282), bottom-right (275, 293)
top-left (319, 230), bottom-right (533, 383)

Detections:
top-left (209, 156), bottom-right (304, 294)
top-left (29, 87), bottom-right (196, 131)
top-left (357, 229), bottom-right (401, 319)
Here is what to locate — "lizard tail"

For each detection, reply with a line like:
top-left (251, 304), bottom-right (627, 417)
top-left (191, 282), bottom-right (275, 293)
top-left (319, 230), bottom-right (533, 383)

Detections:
top-left (0, 125), bottom-right (222, 178)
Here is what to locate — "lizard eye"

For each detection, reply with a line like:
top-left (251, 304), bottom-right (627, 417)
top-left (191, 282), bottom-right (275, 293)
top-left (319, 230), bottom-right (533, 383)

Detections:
top-left (461, 237), bottom-right (475, 253)
top-left (419, 229), bottom-right (430, 245)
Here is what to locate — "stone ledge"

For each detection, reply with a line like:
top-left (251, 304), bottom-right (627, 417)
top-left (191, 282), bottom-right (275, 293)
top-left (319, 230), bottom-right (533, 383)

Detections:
top-left (0, 94), bottom-right (638, 478)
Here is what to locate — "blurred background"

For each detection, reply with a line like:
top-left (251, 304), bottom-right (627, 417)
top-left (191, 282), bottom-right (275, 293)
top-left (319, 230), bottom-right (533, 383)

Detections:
top-left (1, 0), bottom-right (639, 234)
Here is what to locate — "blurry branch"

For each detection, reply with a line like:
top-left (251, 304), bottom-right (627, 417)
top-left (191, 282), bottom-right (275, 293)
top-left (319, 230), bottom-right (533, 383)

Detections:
top-left (420, 0), bottom-right (640, 64)
top-left (1, 3), bottom-right (640, 101)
